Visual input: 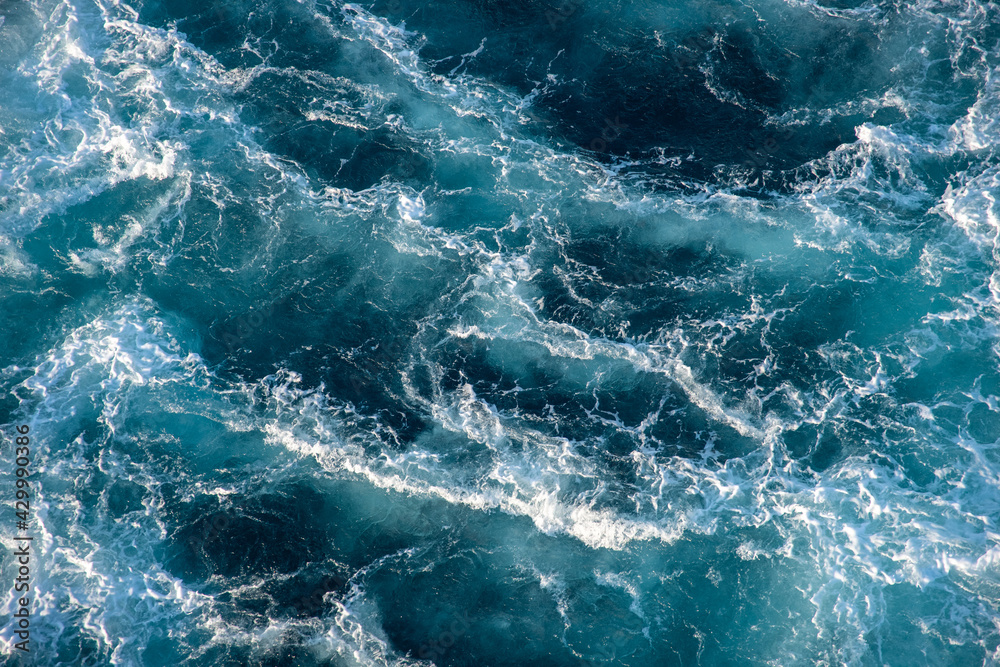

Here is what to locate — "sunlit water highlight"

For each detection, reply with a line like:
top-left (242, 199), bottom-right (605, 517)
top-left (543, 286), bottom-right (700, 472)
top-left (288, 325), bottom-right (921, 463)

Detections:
top-left (2, 0), bottom-right (1000, 664)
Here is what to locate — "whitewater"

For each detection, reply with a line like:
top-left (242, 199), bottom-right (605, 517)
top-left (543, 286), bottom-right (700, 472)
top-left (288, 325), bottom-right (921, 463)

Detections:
top-left (1, 0), bottom-right (1000, 664)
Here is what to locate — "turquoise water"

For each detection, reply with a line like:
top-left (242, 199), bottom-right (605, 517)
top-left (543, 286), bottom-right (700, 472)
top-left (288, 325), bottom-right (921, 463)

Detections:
top-left (1, 0), bottom-right (1000, 664)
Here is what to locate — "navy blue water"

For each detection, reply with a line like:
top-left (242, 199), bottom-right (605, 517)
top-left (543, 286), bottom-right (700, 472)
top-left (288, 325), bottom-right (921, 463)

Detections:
top-left (1, 0), bottom-right (1000, 664)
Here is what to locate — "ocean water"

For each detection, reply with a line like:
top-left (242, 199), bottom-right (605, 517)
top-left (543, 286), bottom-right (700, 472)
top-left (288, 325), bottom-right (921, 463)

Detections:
top-left (1, 0), bottom-right (1000, 664)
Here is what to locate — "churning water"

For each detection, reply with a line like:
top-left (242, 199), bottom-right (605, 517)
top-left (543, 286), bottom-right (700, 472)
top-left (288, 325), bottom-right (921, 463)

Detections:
top-left (2, 0), bottom-right (1000, 664)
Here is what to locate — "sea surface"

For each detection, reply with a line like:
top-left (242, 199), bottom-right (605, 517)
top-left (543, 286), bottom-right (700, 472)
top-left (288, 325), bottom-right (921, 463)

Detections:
top-left (1, 0), bottom-right (1000, 664)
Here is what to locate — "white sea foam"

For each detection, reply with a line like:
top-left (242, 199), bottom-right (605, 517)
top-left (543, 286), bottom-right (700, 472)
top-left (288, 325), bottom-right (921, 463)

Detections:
top-left (4, 0), bottom-right (1000, 663)
top-left (0, 302), bottom-right (435, 665)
